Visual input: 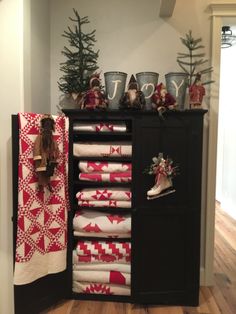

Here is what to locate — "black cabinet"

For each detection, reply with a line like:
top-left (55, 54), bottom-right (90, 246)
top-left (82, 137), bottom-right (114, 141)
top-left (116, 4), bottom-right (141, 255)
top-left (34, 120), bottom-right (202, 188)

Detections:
top-left (12, 109), bottom-right (206, 313)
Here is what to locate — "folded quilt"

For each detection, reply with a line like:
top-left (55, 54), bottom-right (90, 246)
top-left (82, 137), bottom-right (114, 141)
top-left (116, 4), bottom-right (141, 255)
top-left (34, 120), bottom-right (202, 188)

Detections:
top-left (73, 122), bottom-right (127, 132)
top-left (78, 200), bottom-right (131, 208)
top-left (73, 270), bottom-right (130, 286)
top-left (73, 142), bottom-right (132, 157)
top-left (79, 172), bottom-right (131, 182)
top-left (75, 240), bottom-right (131, 256)
top-left (73, 210), bottom-right (131, 235)
top-left (73, 231), bottom-right (131, 238)
top-left (73, 250), bottom-right (131, 264)
top-left (73, 263), bottom-right (131, 273)
top-left (78, 161), bottom-right (132, 173)
top-left (73, 281), bottom-right (131, 295)
top-left (76, 188), bottom-right (131, 201)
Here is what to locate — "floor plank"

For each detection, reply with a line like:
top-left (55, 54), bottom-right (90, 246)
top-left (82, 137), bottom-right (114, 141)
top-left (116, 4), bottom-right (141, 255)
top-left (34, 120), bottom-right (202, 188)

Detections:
top-left (42, 203), bottom-right (236, 314)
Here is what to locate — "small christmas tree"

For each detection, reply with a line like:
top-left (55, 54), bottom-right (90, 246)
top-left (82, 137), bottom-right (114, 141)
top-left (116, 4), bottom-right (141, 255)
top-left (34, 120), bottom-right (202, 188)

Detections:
top-left (177, 30), bottom-right (214, 86)
top-left (58, 9), bottom-right (99, 96)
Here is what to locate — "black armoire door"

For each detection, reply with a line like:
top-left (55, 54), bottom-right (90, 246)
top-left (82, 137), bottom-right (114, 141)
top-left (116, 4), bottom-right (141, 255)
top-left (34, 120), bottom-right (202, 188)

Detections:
top-left (12, 115), bottom-right (70, 314)
top-left (132, 111), bottom-right (206, 306)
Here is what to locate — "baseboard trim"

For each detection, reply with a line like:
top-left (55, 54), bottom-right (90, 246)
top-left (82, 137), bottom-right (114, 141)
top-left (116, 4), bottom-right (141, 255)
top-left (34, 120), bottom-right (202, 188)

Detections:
top-left (200, 267), bottom-right (214, 286)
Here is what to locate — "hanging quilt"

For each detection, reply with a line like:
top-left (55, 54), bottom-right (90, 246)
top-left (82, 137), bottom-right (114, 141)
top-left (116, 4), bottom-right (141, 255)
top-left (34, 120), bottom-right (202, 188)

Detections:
top-left (14, 113), bottom-right (69, 285)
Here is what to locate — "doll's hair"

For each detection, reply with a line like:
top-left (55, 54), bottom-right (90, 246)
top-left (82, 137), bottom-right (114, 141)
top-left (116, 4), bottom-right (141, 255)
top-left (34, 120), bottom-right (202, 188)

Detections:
top-left (193, 73), bottom-right (201, 85)
top-left (40, 115), bottom-right (55, 152)
top-left (40, 115), bottom-right (55, 130)
top-left (90, 73), bottom-right (101, 88)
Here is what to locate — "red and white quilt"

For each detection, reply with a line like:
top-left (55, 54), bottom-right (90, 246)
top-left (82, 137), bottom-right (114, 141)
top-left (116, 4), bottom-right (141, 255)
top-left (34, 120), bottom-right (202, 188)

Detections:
top-left (73, 270), bottom-right (130, 285)
top-left (73, 262), bottom-right (130, 273)
top-left (73, 122), bottom-right (127, 132)
top-left (75, 240), bottom-right (131, 256)
top-left (79, 172), bottom-right (131, 183)
top-left (73, 142), bottom-right (132, 157)
top-left (76, 188), bottom-right (131, 201)
top-left (14, 113), bottom-right (69, 285)
top-left (78, 200), bottom-right (131, 208)
top-left (73, 231), bottom-right (131, 238)
top-left (73, 281), bottom-right (131, 296)
top-left (78, 161), bottom-right (132, 173)
top-left (73, 210), bottom-right (131, 236)
top-left (73, 250), bottom-right (131, 264)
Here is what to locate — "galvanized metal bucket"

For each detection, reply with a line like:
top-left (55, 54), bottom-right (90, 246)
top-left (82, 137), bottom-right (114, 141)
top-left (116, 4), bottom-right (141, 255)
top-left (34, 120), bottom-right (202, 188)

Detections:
top-left (104, 71), bottom-right (127, 110)
top-left (165, 72), bottom-right (188, 110)
top-left (136, 72), bottom-right (159, 110)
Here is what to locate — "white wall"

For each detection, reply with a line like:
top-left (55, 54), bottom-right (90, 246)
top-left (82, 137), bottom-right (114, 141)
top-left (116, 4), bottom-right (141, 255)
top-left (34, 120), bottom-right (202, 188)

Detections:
top-left (0, 1), bottom-right (24, 313)
top-left (50, 0), bottom-right (211, 113)
top-left (29, 0), bottom-right (50, 113)
top-left (216, 24), bottom-right (236, 219)
top-left (50, 0), bottom-right (211, 280)
top-left (0, 1), bottom-right (50, 313)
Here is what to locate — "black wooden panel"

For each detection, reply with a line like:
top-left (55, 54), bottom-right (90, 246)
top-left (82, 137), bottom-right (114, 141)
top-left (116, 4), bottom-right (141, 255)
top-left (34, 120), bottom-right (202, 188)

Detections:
top-left (132, 112), bottom-right (204, 306)
top-left (134, 115), bottom-right (189, 209)
top-left (132, 209), bottom-right (200, 305)
top-left (14, 271), bottom-right (69, 314)
top-left (135, 210), bottom-right (186, 292)
top-left (133, 114), bottom-right (204, 211)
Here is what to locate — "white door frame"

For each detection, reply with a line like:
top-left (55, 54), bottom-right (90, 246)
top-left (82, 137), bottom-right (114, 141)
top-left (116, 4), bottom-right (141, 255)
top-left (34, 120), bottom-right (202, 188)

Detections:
top-left (205, 2), bottom-right (236, 285)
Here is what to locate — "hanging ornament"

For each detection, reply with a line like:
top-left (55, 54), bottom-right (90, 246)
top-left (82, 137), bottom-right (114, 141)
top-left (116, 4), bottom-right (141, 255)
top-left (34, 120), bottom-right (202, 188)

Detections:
top-left (144, 153), bottom-right (179, 200)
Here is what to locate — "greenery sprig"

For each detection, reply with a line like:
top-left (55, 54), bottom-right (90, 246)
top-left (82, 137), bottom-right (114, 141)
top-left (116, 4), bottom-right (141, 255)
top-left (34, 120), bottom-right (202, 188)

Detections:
top-left (58, 9), bottom-right (99, 95)
top-left (177, 30), bottom-right (214, 86)
top-left (143, 153), bottom-right (179, 179)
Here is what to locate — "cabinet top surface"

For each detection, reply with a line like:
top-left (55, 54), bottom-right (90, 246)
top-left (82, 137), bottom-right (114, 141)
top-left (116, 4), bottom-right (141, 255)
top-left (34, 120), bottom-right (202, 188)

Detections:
top-left (62, 109), bottom-right (208, 117)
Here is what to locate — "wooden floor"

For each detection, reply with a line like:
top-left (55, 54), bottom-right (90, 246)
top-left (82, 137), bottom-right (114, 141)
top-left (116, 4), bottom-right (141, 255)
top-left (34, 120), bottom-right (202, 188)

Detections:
top-left (43, 203), bottom-right (236, 314)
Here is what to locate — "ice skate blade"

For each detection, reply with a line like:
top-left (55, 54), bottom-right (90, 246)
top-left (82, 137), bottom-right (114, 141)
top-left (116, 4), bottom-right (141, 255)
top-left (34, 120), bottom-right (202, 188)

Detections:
top-left (147, 189), bottom-right (176, 200)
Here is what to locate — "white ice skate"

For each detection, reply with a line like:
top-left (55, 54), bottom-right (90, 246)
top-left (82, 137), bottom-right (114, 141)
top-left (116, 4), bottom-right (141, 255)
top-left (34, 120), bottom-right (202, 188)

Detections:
top-left (147, 175), bottom-right (175, 200)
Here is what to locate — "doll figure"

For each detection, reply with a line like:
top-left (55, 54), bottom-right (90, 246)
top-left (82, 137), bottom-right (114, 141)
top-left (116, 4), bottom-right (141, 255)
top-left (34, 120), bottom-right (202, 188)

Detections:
top-left (81, 73), bottom-right (108, 110)
top-left (151, 83), bottom-right (176, 113)
top-left (119, 75), bottom-right (145, 110)
top-left (189, 73), bottom-right (205, 109)
top-left (33, 115), bottom-right (59, 191)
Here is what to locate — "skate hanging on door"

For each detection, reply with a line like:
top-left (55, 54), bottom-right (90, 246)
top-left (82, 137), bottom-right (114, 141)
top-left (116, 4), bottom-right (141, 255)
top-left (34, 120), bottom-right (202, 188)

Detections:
top-left (144, 153), bottom-right (179, 200)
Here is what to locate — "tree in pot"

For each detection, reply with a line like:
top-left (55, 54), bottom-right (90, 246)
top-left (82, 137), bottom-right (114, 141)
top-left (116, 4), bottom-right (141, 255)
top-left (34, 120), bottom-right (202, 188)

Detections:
top-left (165, 30), bottom-right (214, 110)
top-left (177, 30), bottom-right (214, 87)
top-left (176, 30), bottom-right (214, 109)
top-left (58, 9), bottom-right (99, 109)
